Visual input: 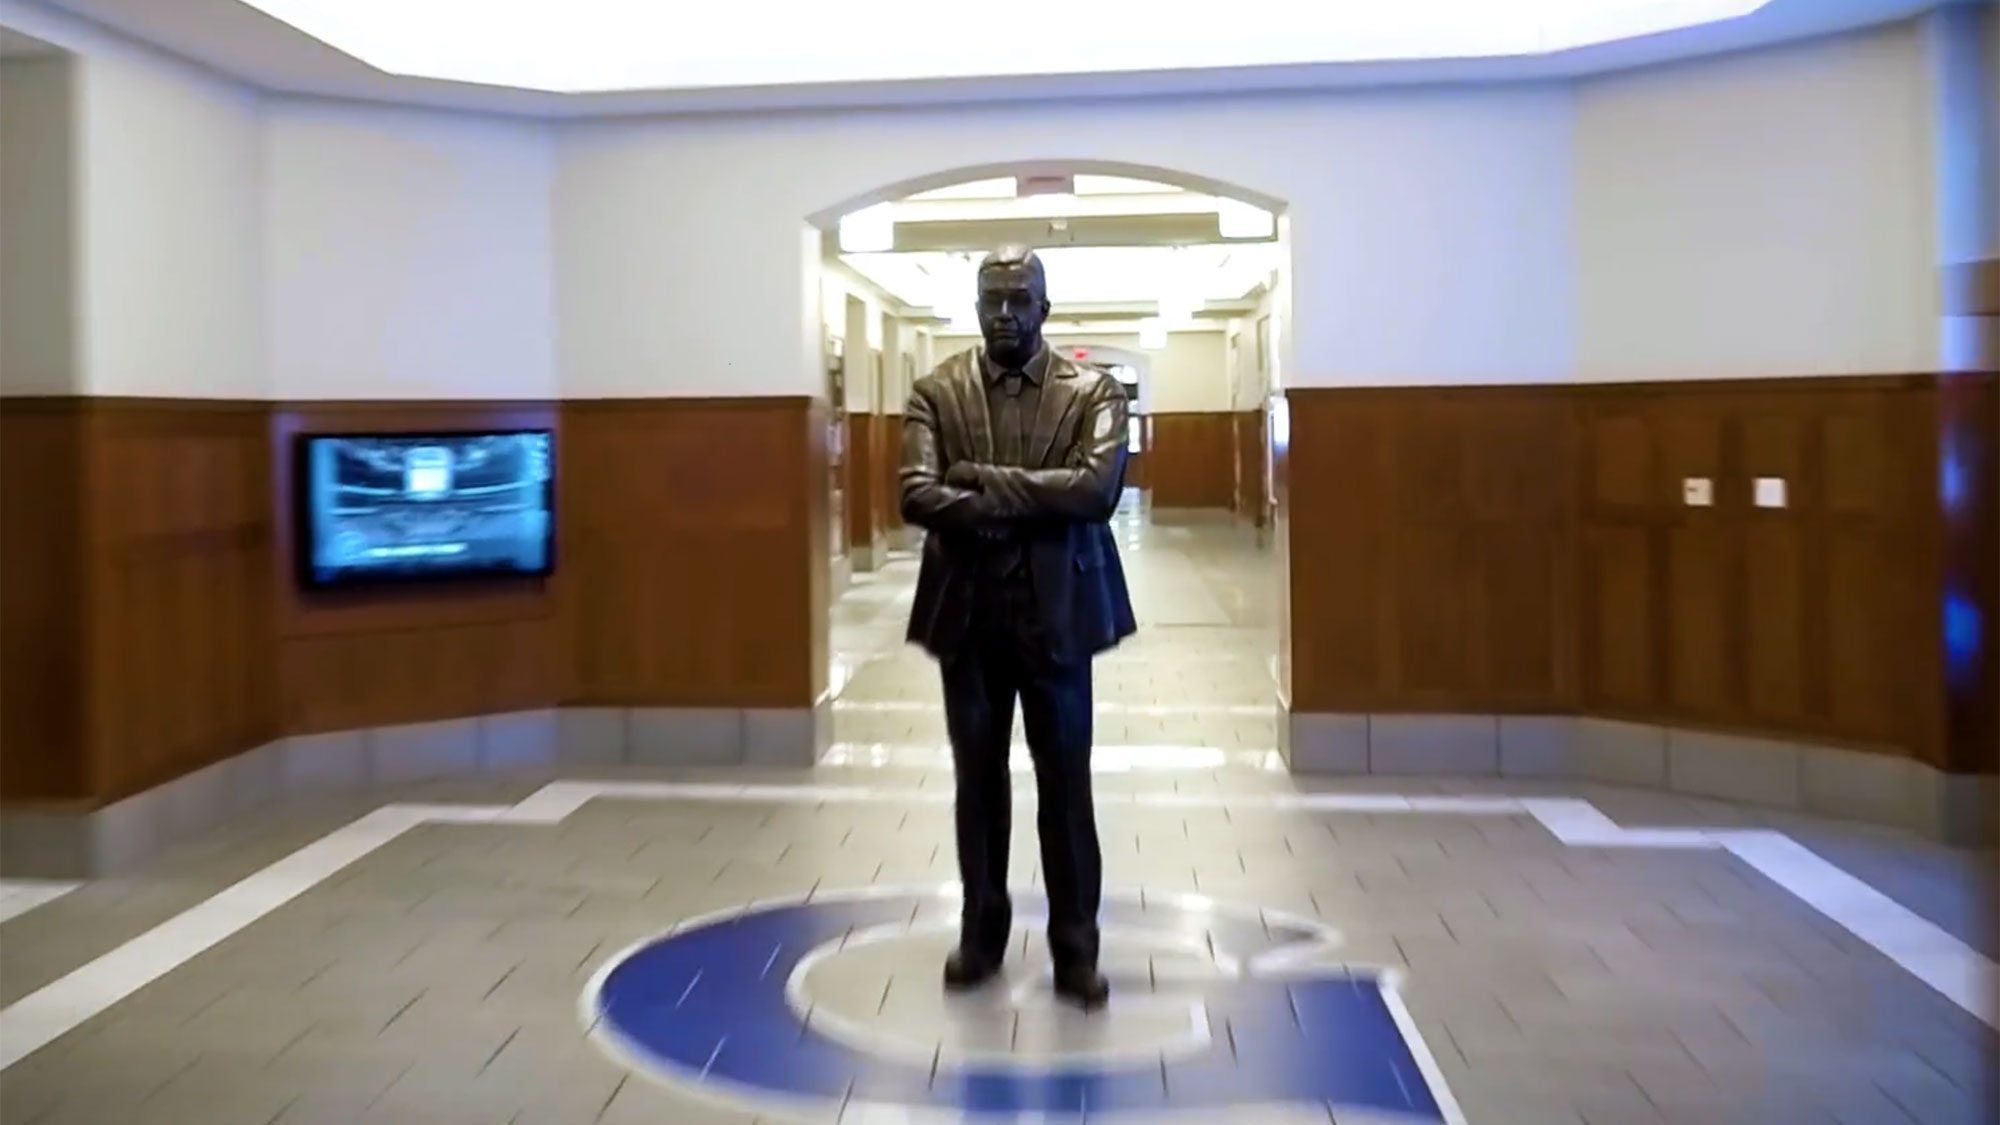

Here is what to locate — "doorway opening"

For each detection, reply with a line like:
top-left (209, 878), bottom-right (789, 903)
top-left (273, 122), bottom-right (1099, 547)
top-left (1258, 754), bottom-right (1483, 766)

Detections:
top-left (813, 164), bottom-right (1293, 774)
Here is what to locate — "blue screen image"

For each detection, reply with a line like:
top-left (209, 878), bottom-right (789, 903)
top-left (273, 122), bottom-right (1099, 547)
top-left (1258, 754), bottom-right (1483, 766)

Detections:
top-left (301, 431), bottom-right (552, 586)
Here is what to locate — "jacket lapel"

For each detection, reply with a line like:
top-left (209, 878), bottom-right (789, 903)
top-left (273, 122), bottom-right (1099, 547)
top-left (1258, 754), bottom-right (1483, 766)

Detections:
top-left (1030, 355), bottom-right (1083, 467)
top-left (949, 349), bottom-right (994, 462)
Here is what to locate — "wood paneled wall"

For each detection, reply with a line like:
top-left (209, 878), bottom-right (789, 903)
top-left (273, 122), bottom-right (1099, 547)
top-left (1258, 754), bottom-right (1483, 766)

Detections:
top-left (1285, 375), bottom-right (1998, 773)
top-left (562, 397), bottom-right (826, 708)
top-left (845, 412), bottom-right (886, 547)
top-left (877, 413), bottom-right (903, 530)
top-left (3, 400), bottom-right (92, 803)
top-left (1, 399), bottom-right (275, 804)
top-left (270, 402), bottom-right (562, 736)
top-left (2, 395), bottom-right (829, 808)
top-left (1285, 388), bottom-right (1578, 715)
top-left (1148, 412), bottom-right (1237, 509)
top-left (1577, 379), bottom-right (1941, 759)
top-left (7, 377), bottom-right (1986, 807)
top-left (1233, 409), bottom-right (1267, 525)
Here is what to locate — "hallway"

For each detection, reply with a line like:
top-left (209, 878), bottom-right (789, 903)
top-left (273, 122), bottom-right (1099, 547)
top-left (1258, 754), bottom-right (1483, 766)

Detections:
top-left (828, 500), bottom-right (1282, 773)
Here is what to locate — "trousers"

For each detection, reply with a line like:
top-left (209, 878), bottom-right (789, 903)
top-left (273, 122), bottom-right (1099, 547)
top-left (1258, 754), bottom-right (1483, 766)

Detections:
top-left (940, 574), bottom-right (1102, 970)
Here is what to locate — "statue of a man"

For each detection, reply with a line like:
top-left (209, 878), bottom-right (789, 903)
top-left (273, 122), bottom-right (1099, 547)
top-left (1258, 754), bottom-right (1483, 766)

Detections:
top-left (899, 245), bottom-right (1137, 1009)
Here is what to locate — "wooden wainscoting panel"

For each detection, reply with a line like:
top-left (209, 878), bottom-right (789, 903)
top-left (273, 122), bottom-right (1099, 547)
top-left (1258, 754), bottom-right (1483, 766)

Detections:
top-left (1286, 387), bottom-right (1575, 714)
top-left (0, 399), bottom-right (89, 802)
top-left (82, 399), bottom-right (276, 801)
top-left (562, 398), bottom-right (821, 709)
top-left (845, 411), bottom-right (879, 549)
top-left (1284, 392), bottom-right (1383, 708)
top-left (878, 411), bottom-right (902, 530)
top-left (1232, 410), bottom-right (1267, 525)
top-left (1663, 523), bottom-right (1734, 720)
top-left (1577, 376), bottom-right (1956, 763)
top-left (270, 401), bottom-right (560, 737)
top-left (1580, 525), bottom-right (1655, 710)
top-left (1148, 412), bottom-right (1236, 509)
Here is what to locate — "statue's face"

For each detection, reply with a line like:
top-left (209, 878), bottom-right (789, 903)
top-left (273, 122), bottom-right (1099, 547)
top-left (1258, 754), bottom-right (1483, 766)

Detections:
top-left (976, 262), bottom-right (1049, 357)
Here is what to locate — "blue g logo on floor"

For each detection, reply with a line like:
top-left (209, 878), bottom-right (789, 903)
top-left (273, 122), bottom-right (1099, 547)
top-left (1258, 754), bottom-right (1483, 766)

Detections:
top-left (582, 886), bottom-right (1463, 1122)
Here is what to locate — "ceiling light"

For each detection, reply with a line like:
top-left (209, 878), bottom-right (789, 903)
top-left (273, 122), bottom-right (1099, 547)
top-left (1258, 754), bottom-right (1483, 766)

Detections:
top-left (838, 204), bottom-right (895, 254)
top-left (230, 0), bottom-right (1772, 94)
top-left (1138, 320), bottom-right (1167, 350)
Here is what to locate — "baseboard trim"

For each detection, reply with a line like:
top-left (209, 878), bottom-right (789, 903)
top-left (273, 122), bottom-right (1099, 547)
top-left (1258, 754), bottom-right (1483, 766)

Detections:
top-left (0, 703), bottom-right (830, 879)
top-left (1283, 711), bottom-right (1997, 846)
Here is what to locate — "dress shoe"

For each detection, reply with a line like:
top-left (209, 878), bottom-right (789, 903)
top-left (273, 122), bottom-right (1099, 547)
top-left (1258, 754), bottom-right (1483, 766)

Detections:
top-left (1053, 964), bottom-right (1110, 1010)
top-left (943, 948), bottom-right (1002, 991)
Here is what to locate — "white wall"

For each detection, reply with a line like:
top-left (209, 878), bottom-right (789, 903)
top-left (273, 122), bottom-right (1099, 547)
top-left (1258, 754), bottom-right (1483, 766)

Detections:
top-left (555, 85), bottom-right (1574, 398)
top-left (1575, 20), bottom-right (1937, 382)
top-left (263, 101), bottom-right (555, 399)
top-left (72, 39), bottom-right (263, 397)
top-left (4, 0), bottom-right (1953, 400)
top-left (933, 329), bottom-right (1231, 413)
top-left (0, 55), bottom-right (74, 394)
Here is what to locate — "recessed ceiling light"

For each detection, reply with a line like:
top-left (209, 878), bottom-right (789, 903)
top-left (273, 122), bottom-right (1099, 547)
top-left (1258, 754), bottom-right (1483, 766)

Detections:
top-left (232, 0), bottom-right (1770, 94)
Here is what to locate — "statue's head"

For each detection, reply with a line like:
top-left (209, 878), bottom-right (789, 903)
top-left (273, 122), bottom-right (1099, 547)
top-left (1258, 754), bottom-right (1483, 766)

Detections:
top-left (975, 245), bottom-right (1050, 365)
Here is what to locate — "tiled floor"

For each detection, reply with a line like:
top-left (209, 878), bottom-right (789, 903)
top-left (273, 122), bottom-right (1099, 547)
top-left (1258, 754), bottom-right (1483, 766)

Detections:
top-left (1, 502), bottom-right (1994, 1124)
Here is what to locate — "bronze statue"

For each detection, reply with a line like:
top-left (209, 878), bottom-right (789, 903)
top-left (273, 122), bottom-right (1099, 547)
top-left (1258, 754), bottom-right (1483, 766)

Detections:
top-left (900, 246), bottom-right (1137, 1009)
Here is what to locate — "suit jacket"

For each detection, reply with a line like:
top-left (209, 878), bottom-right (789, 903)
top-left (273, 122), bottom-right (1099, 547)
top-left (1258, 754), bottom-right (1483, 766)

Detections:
top-left (900, 346), bottom-right (1138, 665)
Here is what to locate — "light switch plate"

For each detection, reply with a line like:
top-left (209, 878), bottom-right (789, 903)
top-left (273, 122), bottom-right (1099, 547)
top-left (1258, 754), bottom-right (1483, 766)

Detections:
top-left (1754, 477), bottom-right (1787, 509)
top-left (1682, 477), bottom-right (1714, 507)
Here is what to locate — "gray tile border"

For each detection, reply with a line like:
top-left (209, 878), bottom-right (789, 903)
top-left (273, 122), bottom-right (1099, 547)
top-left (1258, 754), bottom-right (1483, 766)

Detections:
top-left (275, 730), bottom-right (368, 796)
top-left (88, 788), bottom-right (160, 875)
top-left (153, 762), bottom-right (229, 845)
top-left (479, 710), bottom-right (559, 773)
top-left (226, 742), bottom-right (281, 816)
top-left (1499, 715), bottom-right (1578, 777)
top-left (368, 718), bottom-right (481, 785)
top-left (1800, 744), bottom-right (1917, 831)
top-left (1277, 707), bottom-right (1989, 844)
top-left (1284, 712), bottom-right (1367, 773)
top-left (555, 707), bottom-right (626, 765)
top-left (1369, 714), bottom-right (1499, 774)
top-left (9, 694), bottom-right (1990, 882)
top-left (628, 708), bottom-right (740, 767)
top-left (1914, 770), bottom-right (2000, 847)
top-left (1576, 718), bottom-right (1669, 787)
top-left (1665, 728), bottom-right (1801, 810)
top-left (743, 704), bottom-right (829, 769)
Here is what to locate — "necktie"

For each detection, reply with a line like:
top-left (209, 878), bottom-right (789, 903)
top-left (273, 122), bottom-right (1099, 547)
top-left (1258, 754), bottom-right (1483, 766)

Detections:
top-left (997, 372), bottom-right (1025, 465)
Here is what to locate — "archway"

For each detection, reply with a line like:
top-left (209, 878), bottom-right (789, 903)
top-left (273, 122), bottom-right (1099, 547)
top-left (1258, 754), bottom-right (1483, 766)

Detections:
top-left (814, 162), bottom-right (1294, 774)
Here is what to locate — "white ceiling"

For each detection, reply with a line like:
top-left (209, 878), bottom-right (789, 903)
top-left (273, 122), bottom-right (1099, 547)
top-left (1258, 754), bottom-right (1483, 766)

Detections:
top-left (11, 0), bottom-right (1962, 117)
top-left (231, 0), bottom-right (1779, 92)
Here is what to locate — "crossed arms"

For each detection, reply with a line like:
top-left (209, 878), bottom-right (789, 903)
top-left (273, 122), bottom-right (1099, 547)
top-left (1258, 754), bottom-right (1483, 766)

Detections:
top-left (899, 376), bottom-right (1129, 532)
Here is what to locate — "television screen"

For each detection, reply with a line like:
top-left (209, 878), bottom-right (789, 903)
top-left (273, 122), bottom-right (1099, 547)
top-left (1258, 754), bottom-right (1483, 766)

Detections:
top-left (296, 430), bottom-right (554, 589)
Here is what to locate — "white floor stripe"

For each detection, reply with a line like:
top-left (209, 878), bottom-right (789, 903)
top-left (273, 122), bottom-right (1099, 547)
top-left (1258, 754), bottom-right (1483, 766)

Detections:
top-left (821, 743), bottom-right (1286, 772)
top-left (832, 700), bottom-right (1278, 718)
top-left (0, 805), bottom-right (500, 1070)
top-left (1, 779), bottom-right (1991, 1074)
top-left (1717, 830), bottom-right (1996, 1025)
top-left (0, 881), bottom-right (81, 925)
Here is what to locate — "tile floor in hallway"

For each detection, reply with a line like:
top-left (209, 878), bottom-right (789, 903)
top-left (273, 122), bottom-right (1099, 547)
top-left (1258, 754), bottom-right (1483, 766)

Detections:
top-left (1, 506), bottom-right (1995, 1124)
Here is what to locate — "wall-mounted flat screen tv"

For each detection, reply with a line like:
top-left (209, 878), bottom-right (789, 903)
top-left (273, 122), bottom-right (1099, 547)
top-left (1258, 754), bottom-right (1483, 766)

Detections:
top-left (295, 430), bottom-right (554, 589)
